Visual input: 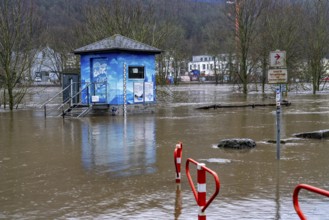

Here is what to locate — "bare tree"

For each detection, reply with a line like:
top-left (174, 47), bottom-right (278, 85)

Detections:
top-left (77, 0), bottom-right (186, 86)
top-left (254, 0), bottom-right (303, 93)
top-left (78, 0), bottom-right (168, 47)
top-left (154, 0), bottom-right (191, 85)
top-left (37, 0), bottom-right (85, 85)
top-left (203, 3), bottom-right (231, 85)
top-left (0, 0), bottom-right (39, 110)
top-left (226, 0), bottom-right (266, 94)
top-left (301, 0), bottom-right (329, 94)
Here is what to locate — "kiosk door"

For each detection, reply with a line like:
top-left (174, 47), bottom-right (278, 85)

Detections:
top-left (91, 58), bottom-right (108, 103)
top-left (62, 74), bottom-right (79, 104)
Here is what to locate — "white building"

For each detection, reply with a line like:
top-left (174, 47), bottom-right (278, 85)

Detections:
top-left (188, 54), bottom-right (232, 79)
top-left (31, 47), bottom-right (61, 82)
top-left (188, 55), bottom-right (216, 75)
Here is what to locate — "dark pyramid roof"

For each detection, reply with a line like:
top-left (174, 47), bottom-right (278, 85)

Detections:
top-left (74, 34), bottom-right (162, 54)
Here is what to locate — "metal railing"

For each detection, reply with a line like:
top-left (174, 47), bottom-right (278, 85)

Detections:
top-left (58, 83), bottom-right (90, 117)
top-left (41, 82), bottom-right (91, 117)
top-left (40, 83), bottom-right (72, 117)
top-left (293, 184), bottom-right (329, 220)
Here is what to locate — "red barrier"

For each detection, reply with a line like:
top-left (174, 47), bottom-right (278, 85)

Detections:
top-left (174, 142), bottom-right (183, 183)
top-left (293, 184), bottom-right (329, 220)
top-left (186, 158), bottom-right (220, 220)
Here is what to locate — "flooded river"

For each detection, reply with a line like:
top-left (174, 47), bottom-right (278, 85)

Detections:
top-left (1, 84), bottom-right (329, 219)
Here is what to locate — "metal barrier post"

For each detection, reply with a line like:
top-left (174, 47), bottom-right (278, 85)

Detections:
top-left (123, 63), bottom-right (127, 117)
top-left (186, 158), bottom-right (220, 220)
top-left (70, 79), bottom-right (73, 107)
top-left (197, 163), bottom-right (206, 220)
top-left (174, 142), bottom-right (183, 184)
top-left (86, 84), bottom-right (90, 106)
top-left (44, 105), bottom-right (47, 118)
top-left (293, 184), bottom-right (329, 220)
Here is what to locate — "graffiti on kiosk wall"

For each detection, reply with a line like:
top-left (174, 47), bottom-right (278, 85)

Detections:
top-left (80, 53), bottom-right (156, 105)
top-left (92, 58), bottom-right (108, 103)
top-left (93, 60), bottom-right (107, 76)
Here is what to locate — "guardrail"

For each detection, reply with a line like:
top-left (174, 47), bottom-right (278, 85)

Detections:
top-left (174, 142), bottom-right (183, 184)
top-left (59, 84), bottom-right (90, 117)
top-left (186, 158), bottom-right (220, 220)
top-left (173, 144), bottom-right (329, 220)
top-left (41, 82), bottom-right (92, 118)
top-left (293, 184), bottom-right (329, 220)
top-left (41, 83), bottom-right (72, 117)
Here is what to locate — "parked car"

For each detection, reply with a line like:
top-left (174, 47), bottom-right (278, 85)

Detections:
top-left (190, 75), bottom-right (199, 81)
top-left (321, 76), bottom-right (329, 81)
top-left (34, 77), bottom-right (42, 82)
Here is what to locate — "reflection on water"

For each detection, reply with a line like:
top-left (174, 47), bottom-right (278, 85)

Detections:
top-left (1, 85), bottom-right (329, 219)
top-left (174, 185), bottom-right (182, 220)
top-left (81, 117), bottom-right (156, 177)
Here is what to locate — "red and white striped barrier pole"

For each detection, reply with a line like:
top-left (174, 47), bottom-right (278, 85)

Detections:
top-left (186, 158), bottom-right (220, 220)
top-left (174, 142), bottom-right (183, 184)
top-left (197, 163), bottom-right (206, 220)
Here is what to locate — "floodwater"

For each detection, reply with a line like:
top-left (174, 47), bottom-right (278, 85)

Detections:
top-left (1, 84), bottom-right (329, 219)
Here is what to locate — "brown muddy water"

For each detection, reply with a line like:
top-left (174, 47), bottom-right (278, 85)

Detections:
top-left (1, 84), bottom-right (329, 219)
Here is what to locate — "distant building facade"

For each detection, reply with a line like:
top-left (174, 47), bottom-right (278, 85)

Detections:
top-left (188, 55), bottom-right (215, 75)
top-left (187, 54), bottom-right (232, 82)
top-left (31, 47), bottom-right (61, 83)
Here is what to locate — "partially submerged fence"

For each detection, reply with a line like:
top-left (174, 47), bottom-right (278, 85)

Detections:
top-left (173, 142), bottom-right (220, 219)
top-left (173, 142), bottom-right (329, 219)
top-left (293, 184), bottom-right (329, 220)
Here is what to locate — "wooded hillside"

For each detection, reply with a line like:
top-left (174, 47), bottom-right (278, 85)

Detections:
top-left (1, 0), bottom-right (329, 110)
top-left (34, 0), bottom-right (225, 55)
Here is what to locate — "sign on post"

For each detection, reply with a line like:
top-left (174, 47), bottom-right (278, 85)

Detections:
top-left (268, 69), bottom-right (288, 84)
top-left (270, 51), bottom-right (286, 68)
top-left (269, 50), bottom-right (287, 85)
top-left (268, 50), bottom-right (287, 160)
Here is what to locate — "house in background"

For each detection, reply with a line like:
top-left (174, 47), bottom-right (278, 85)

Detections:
top-left (73, 34), bottom-right (161, 115)
top-left (31, 47), bottom-right (61, 83)
top-left (188, 55), bottom-right (216, 76)
top-left (187, 54), bottom-right (232, 82)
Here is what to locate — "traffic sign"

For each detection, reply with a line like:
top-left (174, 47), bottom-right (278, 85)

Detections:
top-left (270, 51), bottom-right (286, 68)
top-left (268, 69), bottom-right (287, 84)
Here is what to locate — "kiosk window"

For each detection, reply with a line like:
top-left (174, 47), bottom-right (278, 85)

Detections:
top-left (129, 66), bottom-right (144, 79)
